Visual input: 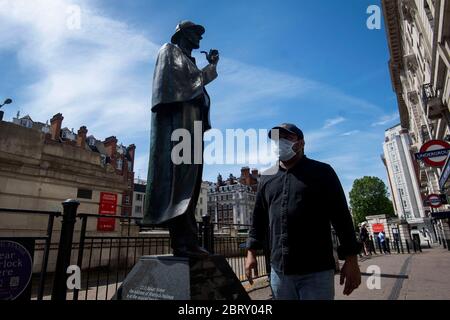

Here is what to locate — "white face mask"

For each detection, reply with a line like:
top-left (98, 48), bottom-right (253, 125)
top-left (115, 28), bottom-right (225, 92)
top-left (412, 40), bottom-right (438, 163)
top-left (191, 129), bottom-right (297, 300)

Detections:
top-left (276, 138), bottom-right (297, 161)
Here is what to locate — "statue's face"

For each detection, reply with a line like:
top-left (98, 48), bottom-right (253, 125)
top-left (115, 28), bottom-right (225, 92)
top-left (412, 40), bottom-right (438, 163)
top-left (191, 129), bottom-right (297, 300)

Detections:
top-left (182, 27), bottom-right (203, 49)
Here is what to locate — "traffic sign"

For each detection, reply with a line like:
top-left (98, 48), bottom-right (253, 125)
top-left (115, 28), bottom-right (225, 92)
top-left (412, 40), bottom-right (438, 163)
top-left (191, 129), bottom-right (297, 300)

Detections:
top-left (415, 140), bottom-right (450, 167)
top-left (425, 194), bottom-right (443, 208)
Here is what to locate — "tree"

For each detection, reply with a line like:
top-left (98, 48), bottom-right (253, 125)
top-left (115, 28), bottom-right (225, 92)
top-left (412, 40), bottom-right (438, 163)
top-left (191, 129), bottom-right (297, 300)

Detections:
top-left (349, 176), bottom-right (395, 224)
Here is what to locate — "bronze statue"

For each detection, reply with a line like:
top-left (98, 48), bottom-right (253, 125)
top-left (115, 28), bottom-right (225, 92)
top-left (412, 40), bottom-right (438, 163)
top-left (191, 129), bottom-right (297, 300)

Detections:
top-left (142, 21), bottom-right (219, 258)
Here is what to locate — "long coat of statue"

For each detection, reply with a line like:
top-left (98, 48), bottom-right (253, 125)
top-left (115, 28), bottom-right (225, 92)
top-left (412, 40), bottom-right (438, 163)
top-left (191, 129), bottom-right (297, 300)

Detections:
top-left (142, 43), bottom-right (218, 225)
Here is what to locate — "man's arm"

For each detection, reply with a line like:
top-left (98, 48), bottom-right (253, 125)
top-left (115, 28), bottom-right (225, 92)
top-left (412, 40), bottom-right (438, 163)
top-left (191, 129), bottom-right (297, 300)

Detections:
top-left (326, 165), bottom-right (361, 258)
top-left (326, 165), bottom-right (361, 295)
top-left (246, 183), bottom-right (268, 251)
top-left (245, 182), bottom-right (268, 284)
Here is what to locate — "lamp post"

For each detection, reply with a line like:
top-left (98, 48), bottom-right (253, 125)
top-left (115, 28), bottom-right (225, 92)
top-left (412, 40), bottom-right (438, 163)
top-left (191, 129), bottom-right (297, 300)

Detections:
top-left (0, 98), bottom-right (13, 121)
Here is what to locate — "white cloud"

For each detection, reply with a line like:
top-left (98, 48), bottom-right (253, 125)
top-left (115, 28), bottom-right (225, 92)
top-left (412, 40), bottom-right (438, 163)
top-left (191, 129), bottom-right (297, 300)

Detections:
top-left (371, 113), bottom-right (400, 127)
top-left (0, 0), bottom-right (159, 137)
top-left (341, 130), bottom-right (360, 136)
top-left (323, 116), bottom-right (346, 129)
top-left (0, 0), bottom-right (391, 186)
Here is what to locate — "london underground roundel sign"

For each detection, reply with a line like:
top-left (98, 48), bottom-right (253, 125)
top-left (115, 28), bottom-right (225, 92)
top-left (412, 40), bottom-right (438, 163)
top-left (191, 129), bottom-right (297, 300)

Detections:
top-left (415, 140), bottom-right (450, 167)
top-left (426, 194), bottom-right (442, 208)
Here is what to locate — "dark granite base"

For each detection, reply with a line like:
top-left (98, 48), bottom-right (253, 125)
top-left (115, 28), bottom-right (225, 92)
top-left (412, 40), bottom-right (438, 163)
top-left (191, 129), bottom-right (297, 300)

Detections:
top-left (114, 254), bottom-right (250, 300)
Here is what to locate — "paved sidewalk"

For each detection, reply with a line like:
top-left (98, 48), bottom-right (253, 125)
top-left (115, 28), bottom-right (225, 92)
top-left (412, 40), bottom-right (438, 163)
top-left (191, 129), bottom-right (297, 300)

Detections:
top-left (247, 247), bottom-right (450, 300)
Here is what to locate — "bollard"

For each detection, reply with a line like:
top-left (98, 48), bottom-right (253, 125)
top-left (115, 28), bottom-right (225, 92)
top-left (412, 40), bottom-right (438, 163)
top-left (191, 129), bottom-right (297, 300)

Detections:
top-left (51, 199), bottom-right (80, 301)
top-left (405, 240), bottom-right (410, 254)
top-left (202, 215), bottom-right (214, 254)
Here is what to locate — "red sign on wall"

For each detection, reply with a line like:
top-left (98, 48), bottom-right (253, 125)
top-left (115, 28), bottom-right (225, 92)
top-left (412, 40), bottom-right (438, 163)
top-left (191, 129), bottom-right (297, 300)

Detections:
top-left (372, 223), bottom-right (385, 233)
top-left (97, 192), bottom-right (117, 232)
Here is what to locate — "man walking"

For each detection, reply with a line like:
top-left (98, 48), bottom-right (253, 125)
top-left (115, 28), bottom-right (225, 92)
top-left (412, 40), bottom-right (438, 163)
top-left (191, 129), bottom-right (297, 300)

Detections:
top-left (245, 123), bottom-right (361, 300)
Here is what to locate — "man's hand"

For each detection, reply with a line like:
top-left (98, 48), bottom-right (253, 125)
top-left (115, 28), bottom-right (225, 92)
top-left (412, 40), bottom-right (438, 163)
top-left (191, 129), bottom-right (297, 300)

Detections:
top-left (245, 249), bottom-right (258, 285)
top-left (339, 255), bottom-right (361, 296)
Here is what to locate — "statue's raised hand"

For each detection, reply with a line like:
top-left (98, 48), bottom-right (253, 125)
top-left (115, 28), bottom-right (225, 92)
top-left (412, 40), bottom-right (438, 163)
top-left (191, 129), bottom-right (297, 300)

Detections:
top-left (201, 49), bottom-right (219, 65)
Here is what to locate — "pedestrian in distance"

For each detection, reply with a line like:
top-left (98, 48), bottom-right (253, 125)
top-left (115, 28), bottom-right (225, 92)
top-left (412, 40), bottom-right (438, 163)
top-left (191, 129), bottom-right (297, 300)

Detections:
top-left (359, 224), bottom-right (370, 256)
top-left (368, 235), bottom-right (376, 255)
top-left (378, 231), bottom-right (388, 254)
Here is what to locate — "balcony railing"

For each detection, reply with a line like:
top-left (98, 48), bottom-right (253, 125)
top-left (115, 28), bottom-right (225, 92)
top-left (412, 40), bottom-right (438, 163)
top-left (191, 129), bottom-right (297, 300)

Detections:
top-left (422, 83), bottom-right (445, 120)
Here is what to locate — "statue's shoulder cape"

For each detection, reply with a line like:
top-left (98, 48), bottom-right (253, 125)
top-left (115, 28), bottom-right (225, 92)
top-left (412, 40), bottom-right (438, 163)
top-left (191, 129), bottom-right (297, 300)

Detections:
top-left (151, 43), bottom-right (204, 111)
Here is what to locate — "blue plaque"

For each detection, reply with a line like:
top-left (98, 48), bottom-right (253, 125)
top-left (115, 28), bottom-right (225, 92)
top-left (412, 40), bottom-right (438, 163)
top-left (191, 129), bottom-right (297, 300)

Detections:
top-left (0, 239), bottom-right (34, 300)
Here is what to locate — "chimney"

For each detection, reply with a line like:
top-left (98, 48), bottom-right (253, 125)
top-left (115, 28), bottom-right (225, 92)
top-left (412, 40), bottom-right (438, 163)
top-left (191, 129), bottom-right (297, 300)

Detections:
top-left (103, 136), bottom-right (118, 157)
top-left (50, 113), bottom-right (64, 140)
top-left (240, 167), bottom-right (251, 186)
top-left (127, 144), bottom-right (136, 162)
top-left (77, 126), bottom-right (88, 148)
top-left (241, 167), bottom-right (250, 177)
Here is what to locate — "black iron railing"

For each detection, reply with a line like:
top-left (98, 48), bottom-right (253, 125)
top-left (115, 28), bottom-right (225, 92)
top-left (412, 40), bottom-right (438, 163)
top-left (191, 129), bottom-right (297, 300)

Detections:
top-left (0, 207), bottom-right (61, 300)
top-left (0, 201), bottom-right (269, 300)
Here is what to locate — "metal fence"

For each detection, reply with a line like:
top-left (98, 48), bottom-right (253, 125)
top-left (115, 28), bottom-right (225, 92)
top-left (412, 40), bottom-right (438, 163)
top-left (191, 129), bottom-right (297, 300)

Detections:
top-left (0, 208), bottom-right (61, 300)
top-left (3, 199), bottom-right (428, 301)
top-left (0, 200), bottom-right (268, 301)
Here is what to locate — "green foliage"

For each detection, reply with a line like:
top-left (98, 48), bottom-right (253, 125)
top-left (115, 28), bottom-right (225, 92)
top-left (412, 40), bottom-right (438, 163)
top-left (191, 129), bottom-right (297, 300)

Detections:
top-left (349, 176), bottom-right (395, 224)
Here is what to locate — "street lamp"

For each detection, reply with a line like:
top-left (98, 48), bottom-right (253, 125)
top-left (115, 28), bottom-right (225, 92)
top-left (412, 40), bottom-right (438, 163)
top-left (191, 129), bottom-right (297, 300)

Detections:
top-left (0, 98), bottom-right (13, 121)
top-left (0, 98), bottom-right (12, 108)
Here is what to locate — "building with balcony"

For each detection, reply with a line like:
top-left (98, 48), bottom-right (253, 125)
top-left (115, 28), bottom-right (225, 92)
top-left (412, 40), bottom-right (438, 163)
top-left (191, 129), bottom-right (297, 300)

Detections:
top-left (382, 0), bottom-right (450, 248)
top-left (207, 168), bottom-right (260, 231)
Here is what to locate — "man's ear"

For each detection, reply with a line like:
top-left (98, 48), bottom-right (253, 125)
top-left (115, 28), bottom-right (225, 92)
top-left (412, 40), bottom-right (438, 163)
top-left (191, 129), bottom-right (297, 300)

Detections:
top-left (293, 139), bottom-right (305, 152)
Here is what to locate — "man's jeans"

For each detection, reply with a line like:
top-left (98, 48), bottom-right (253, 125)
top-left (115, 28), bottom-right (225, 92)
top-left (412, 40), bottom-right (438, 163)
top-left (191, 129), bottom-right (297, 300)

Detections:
top-left (270, 268), bottom-right (335, 300)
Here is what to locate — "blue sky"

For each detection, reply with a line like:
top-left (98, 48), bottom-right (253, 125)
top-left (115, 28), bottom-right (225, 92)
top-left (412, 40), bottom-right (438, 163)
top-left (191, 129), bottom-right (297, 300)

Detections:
top-left (0, 0), bottom-right (399, 197)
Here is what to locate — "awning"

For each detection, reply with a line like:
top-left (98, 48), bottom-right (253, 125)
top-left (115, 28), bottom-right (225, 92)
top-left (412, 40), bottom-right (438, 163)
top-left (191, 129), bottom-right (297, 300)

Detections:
top-left (431, 211), bottom-right (450, 219)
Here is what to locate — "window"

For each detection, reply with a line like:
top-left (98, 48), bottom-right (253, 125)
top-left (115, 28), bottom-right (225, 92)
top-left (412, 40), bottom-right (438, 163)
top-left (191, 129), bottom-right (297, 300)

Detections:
top-left (199, 197), bottom-right (203, 204)
top-left (128, 161), bottom-right (133, 172)
top-left (116, 158), bottom-right (123, 170)
top-left (136, 194), bottom-right (143, 201)
top-left (125, 196), bottom-right (130, 205)
top-left (88, 137), bottom-right (96, 146)
top-left (77, 188), bottom-right (92, 199)
top-left (135, 206), bottom-right (142, 213)
top-left (21, 119), bottom-right (32, 128)
top-left (424, 0), bottom-right (435, 30)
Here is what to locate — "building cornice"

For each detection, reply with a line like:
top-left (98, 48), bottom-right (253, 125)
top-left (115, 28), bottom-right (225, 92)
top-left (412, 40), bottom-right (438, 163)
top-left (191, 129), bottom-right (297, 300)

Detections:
top-left (382, 0), bottom-right (410, 129)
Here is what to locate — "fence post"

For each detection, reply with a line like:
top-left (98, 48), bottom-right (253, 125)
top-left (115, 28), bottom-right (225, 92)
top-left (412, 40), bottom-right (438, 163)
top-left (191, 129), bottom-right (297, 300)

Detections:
top-left (37, 211), bottom-right (60, 300)
top-left (405, 239), bottom-right (410, 254)
top-left (202, 215), bottom-right (214, 254)
top-left (51, 199), bottom-right (80, 301)
top-left (73, 214), bottom-right (88, 301)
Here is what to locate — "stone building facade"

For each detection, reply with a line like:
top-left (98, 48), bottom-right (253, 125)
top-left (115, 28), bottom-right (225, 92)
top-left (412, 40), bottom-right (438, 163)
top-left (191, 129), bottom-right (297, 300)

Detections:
top-left (0, 112), bottom-right (135, 235)
top-left (207, 168), bottom-right (260, 231)
top-left (382, 0), bottom-right (450, 248)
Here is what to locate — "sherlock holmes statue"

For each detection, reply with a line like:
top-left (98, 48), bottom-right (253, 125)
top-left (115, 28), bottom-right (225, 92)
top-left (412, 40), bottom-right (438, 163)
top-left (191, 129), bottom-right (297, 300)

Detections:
top-left (142, 21), bottom-right (219, 258)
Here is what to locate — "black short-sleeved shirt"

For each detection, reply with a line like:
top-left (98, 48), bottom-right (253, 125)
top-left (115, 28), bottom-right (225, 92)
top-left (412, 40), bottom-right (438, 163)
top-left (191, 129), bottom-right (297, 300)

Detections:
top-left (246, 155), bottom-right (361, 275)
